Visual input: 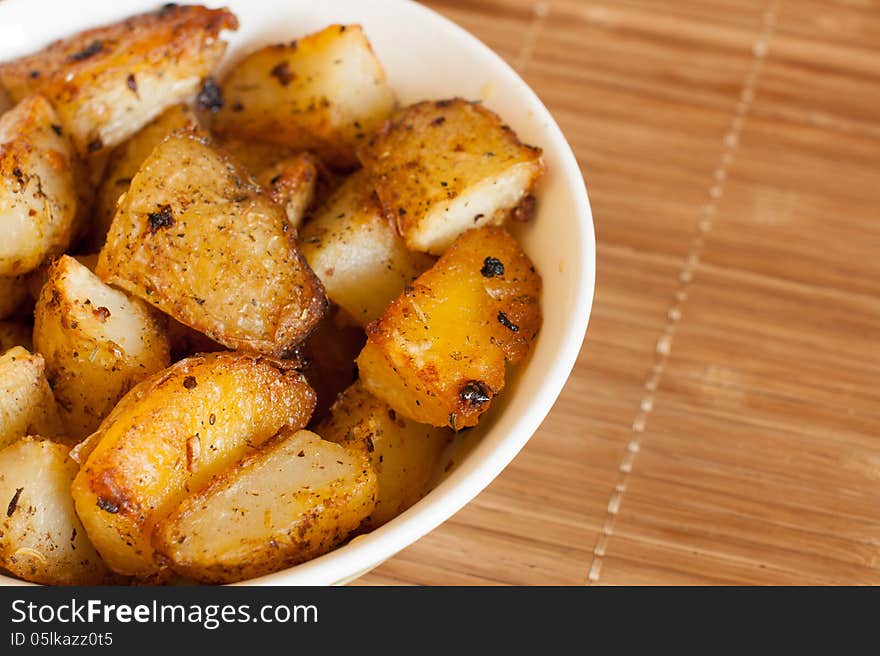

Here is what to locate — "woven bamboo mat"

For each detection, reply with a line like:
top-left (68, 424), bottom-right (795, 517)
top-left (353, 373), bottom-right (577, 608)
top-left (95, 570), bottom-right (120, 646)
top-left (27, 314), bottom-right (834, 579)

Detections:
top-left (355, 0), bottom-right (880, 585)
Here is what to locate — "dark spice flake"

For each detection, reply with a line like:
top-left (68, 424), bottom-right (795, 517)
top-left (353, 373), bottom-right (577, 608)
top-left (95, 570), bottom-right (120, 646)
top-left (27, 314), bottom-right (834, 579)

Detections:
top-left (6, 487), bottom-right (23, 517)
top-left (126, 73), bottom-right (138, 96)
top-left (147, 204), bottom-right (174, 233)
top-left (50, 124), bottom-right (63, 136)
top-left (183, 375), bottom-right (198, 390)
top-left (460, 380), bottom-right (491, 407)
top-left (97, 497), bottom-right (119, 514)
top-left (497, 311), bottom-right (519, 332)
top-left (87, 137), bottom-right (104, 153)
top-left (196, 77), bottom-right (224, 113)
top-left (270, 61), bottom-right (296, 86)
top-left (481, 257), bottom-right (505, 278)
top-left (69, 40), bottom-right (103, 63)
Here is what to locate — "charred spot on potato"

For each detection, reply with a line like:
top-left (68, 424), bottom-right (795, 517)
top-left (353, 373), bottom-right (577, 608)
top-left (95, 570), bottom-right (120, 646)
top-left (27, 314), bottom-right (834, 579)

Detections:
top-left (147, 204), bottom-right (174, 233)
top-left (459, 381), bottom-right (491, 407)
top-left (126, 73), bottom-right (138, 96)
top-left (28, 70), bottom-right (40, 78)
top-left (270, 61), bottom-right (295, 86)
top-left (87, 137), bottom-right (104, 153)
top-left (96, 497), bottom-right (119, 514)
top-left (6, 487), bottom-right (23, 517)
top-left (497, 311), bottom-right (519, 332)
top-left (92, 306), bottom-right (111, 322)
top-left (158, 2), bottom-right (179, 15)
top-left (481, 257), bottom-right (504, 278)
top-left (51, 124), bottom-right (63, 136)
top-left (196, 77), bottom-right (224, 113)
top-left (68, 40), bottom-right (104, 63)
top-left (182, 375), bottom-right (197, 389)
top-left (430, 116), bottom-right (446, 127)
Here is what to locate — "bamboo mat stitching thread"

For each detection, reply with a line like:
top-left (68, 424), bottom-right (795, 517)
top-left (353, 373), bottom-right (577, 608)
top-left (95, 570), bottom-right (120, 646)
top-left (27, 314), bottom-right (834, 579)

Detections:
top-left (585, 0), bottom-right (782, 585)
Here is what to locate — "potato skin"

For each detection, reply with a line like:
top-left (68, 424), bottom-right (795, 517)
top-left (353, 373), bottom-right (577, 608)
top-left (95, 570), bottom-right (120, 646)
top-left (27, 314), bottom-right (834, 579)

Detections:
top-left (358, 98), bottom-right (544, 254)
top-left (0, 437), bottom-right (112, 585)
top-left (154, 429), bottom-right (377, 583)
top-left (34, 255), bottom-right (170, 440)
top-left (88, 104), bottom-right (199, 251)
top-left (97, 131), bottom-right (327, 357)
top-left (357, 226), bottom-right (542, 428)
top-left (0, 347), bottom-right (64, 449)
top-left (300, 171), bottom-right (435, 327)
top-left (317, 382), bottom-right (451, 529)
top-left (0, 5), bottom-right (237, 156)
top-left (71, 352), bottom-right (316, 577)
top-left (212, 24), bottom-right (395, 169)
top-left (0, 95), bottom-right (78, 275)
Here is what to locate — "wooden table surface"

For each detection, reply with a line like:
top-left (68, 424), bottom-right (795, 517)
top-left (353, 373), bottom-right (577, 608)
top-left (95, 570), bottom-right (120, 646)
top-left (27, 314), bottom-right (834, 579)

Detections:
top-left (356, 0), bottom-right (880, 585)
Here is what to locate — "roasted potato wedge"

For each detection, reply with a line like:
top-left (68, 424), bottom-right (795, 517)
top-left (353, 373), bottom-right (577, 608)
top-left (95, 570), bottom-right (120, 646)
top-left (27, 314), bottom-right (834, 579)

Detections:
top-left (212, 24), bottom-right (395, 169)
top-left (89, 104), bottom-right (199, 251)
top-left (34, 256), bottom-right (170, 440)
top-left (0, 322), bottom-right (32, 352)
top-left (298, 307), bottom-right (366, 423)
top-left (215, 136), bottom-right (300, 178)
top-left (257, 153), bottom-right (319, 229)
top-left (358, 98), bottom-right (545, 254)
top-left (318, 382), bottom-right (451, 529)
top-left (0, 347), bottom-right (64, 449)
top-left (97, 131), bottom-right (326, 357)
top-left (300, 171), bottom-right (435, 327)
top-left (72, 352), bottom-right (316, 577)
top-left (0, 5), bottom-right (237, 156)
top-left (154, 429), bottom-right (377, 583)
top-left (0, 95), bottom-right (78, 275)
top-left (0, 437), bottom-right (111, 585)
top-left (357, 226), bottom-right (542, 428)
top-left (0, 276), bottom-right (27, 319)
top-left (26, 252), bottom-right (99, 302)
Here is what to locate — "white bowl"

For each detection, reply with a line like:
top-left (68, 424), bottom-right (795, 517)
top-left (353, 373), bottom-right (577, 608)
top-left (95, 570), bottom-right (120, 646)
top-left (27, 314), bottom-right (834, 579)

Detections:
top-left (0, 0), bottom-right (595, 585)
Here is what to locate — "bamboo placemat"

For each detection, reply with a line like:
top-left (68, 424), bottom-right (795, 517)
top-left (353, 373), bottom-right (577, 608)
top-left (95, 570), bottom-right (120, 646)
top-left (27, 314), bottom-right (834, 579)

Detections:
top-left (355, 0), bottom-right (880, 585)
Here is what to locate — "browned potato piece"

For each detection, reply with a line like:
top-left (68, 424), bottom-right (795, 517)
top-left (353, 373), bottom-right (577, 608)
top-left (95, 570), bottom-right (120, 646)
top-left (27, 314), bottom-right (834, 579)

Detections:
top-left (359, 98), bottom-right (545, 254)
top-left (0, 276), bottom-right (27, 319)
top-left (213, 24), bottom-right (395, 169)
top-left (97, 131), bottom-right (326, 357)
top-left (215, 136), bottom-right (300, 177)
top-left (26, 252), bottom-right (98, 302)
top-left (154, 429), bottom-right (376, 583)
top-left (357, 226), bottom-right (541, 429)
top-left (300, 171), bottom-right (435, 327)
top-left (0, 322), bottom-right (32, 352)
top-left (0, 347), bottom-right (63, 449)
top-left (318, 382), bottom-right (451, 529)
top-left (34, 256), bottom-right (170, 440)
top-left (88, 104), bottom-right (199, 251)
top-left (0, 95), bottom-right (78, 275)
top-left (0, 437), bottom-right (111, 585)
top-left (71, 352), bottom-right (316, 577)
top-left (257, 153), bottom-right (318, 229)
top-left (298, 307), bottom-right (366, 424)
top-left (0, 5), bottom-right (237, 156)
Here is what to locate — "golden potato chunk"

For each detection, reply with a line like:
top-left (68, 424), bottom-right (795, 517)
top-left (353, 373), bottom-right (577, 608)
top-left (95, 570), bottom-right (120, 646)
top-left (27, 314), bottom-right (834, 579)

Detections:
top-left (0, 322), bottom-right (32, 352)
top-left (318, 382), bottom-right (451, 529)
top-left (0, 437), bottom-right (111, 585)
top-left (359, 98), bottom-right (544, 254)
top-left (34, 256), bottom-right (170, 440)
top-left (97, 131), bottom-right (326, 357)
top-left (89, 104), bottom-right (199, 250)
top-left (26, 252), bottom-right (99, 302)
top-left (300, 171), bottom-right (435, 327)
top-left (0, 95), bottom-right (78, 275)
top-left (357, 226), bottom-right (541, 429)
top-left (72, 352), bottom-right (316, 577)
top-left (154, 429), bottom-right (377, 583)
top-left (213, 24), bottom-right (395, 169)
top-left (0, 275), bottom-right (27, 319)
top-left (0, 4), bottom-right (237, 156)
top-left (0, 347), bottom-right (63, 449)
top-left (257, 153), bottom-right (319, 229)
